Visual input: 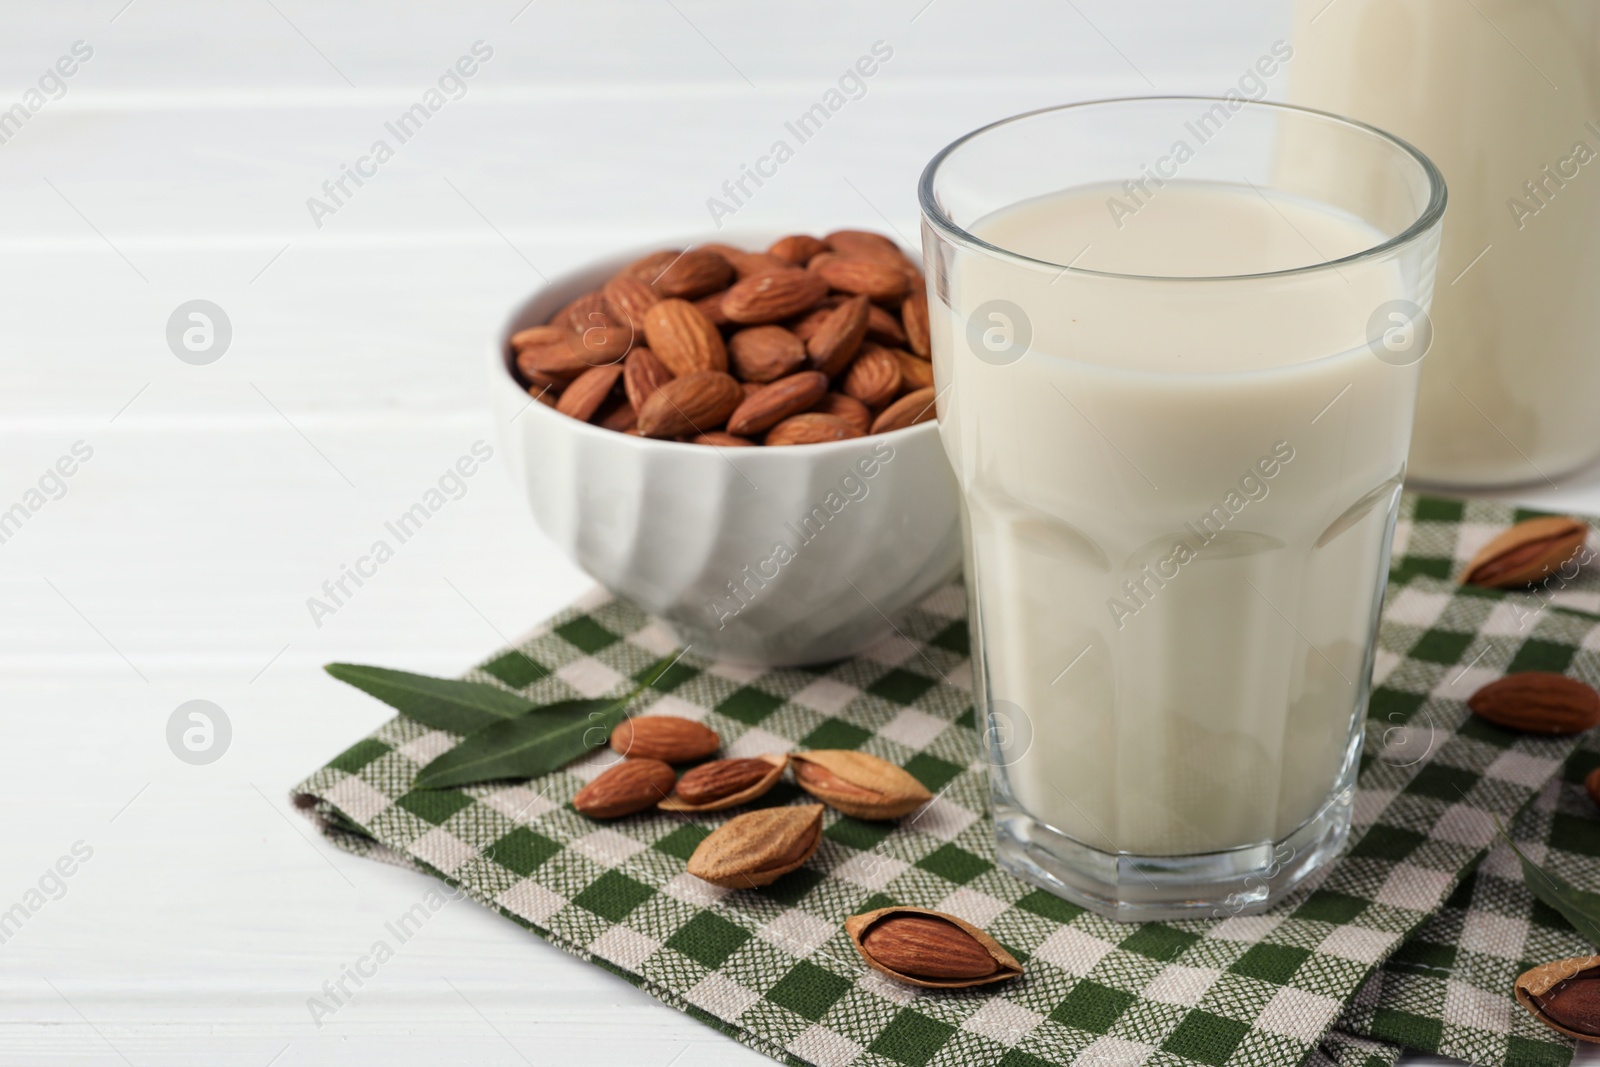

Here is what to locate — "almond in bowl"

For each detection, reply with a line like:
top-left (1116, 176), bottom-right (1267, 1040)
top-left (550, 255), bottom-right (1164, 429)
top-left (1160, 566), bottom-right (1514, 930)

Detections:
top-left (489, 232), bottom-right (961, 666)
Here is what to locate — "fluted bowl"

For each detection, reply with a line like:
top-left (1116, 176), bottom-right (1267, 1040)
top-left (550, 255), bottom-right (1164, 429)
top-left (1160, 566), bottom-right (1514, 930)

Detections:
top-left (488, 235), bottom-right (962, 666)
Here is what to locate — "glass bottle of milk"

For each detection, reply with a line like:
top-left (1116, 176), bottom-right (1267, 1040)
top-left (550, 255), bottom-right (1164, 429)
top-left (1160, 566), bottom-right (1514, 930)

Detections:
top-left (1292, 0), bottom-right (1600, 488)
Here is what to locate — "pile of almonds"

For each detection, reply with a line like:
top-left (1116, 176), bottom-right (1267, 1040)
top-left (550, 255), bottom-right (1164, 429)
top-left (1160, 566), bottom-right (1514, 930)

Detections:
top-left (508, 230), bottom-right (938, 446)
top-left (571, 713), bottom-right (1017, 989)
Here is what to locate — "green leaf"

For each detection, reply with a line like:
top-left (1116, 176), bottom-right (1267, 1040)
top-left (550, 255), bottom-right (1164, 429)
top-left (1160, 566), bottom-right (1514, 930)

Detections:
top-left (1497, 817), bottom-right (1600, 948)
top-left (324, 663), bottom-right (534, 734)
top-left (411, 653), bottom-right (682, 789)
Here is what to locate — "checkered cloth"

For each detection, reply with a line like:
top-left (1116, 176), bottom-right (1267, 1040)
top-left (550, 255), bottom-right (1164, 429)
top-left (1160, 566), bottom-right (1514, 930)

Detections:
top-left (294, 493), bottom-right (1600, 1067)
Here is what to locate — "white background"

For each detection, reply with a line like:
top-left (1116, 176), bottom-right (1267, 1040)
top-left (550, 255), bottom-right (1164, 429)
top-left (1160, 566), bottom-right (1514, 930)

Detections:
top-left (3, 1), bottom-right (1599, 1063)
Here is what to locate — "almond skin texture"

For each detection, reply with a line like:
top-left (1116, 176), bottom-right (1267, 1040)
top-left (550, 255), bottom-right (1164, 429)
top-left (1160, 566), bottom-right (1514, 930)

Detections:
top-left (659, 754), bottom-right (788, 813)
top-left (686, 805), bottom-right (823, 888)
top-left (689, 431), bottom-right (754, 447)
top-left (728, 371), bottom-right (829, 436)
top-left (623, 249), bottom-right (683, 284)
top-left (554, 291), bottom-right (612, 331)
top-left (567, 322), bottom-right (633, 365)
top-left (555, 364), bottom-right (623, 422)
top-left (807, 295), bottom-right (871, 377)
top-left (841, 343), bottom-right (903, 409)
top-left (901, 289), bottom-right (931, 358)
top-left (722, 269), bottom-right (829, 324)
top-left (790, 750), bottom-right (932, 819)
top-left (609, 716), bottom-right (721, 763)
top-left (871, 386), bottom-right (938, 434)
top-left (655, 249), bottom-right (735, 299)
top-left (1468, 672), bottom-right (1600, 734)
top-left (1516, 957), bottom-right (1600, 1042)
top-left (729, 326), bottom-right (807, 383)
top-left (511, 324), bottom-right (566, 350)
top-left (1462, 516), bottom-right (1588, 589)
top-left (636, 371), bottom-right (744, 439)
top-left (573, 759), bottom-right (677, 819)
top-left (846, 907), bottom-right (1022, 989)
top-left (812, 393), bottom-right (872, 434)
top-left (811, 253), bottom-right (909, 302)
top-left (643, 299), bottom-right (728, 377)
top-left (864, 303), bottom-right (910, 347)
top-left (895, 349), bottom-right (934, 391)
top-left (623, 346), bottom-right (674, 413)
top-left (768, 234), bottom-right (828, 264)
top-left (730, 251), bottom-right (797, 279)
top-left (765, 413), bottom-right (864, 446)
top-left (825, 229), bottom-right (904, 260)
top-left (516, 340), bottom-right (589, 381)
top-left (603, 274), bottom-right (660, 330)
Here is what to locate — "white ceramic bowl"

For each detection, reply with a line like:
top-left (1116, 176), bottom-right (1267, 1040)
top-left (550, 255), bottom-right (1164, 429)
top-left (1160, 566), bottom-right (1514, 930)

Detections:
top-left (489, 235), bottom-right (961, 666)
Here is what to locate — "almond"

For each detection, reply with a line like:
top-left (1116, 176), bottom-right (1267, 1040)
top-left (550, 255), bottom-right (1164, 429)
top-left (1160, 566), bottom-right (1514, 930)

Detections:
top-left (636, 371), bottom-right (744, 439)
top-left (846, 908), bottom-right (1022, 989)
top-left (766, 413), bottom-right (864, 446)
top-left (686, 805), bottom-right (823, 888)
top-left (812, 393), bottom-right (872, 434)
top-left (623, 249), bottom-right (684, 284)
top-left (602, 274), bottom-right (660, 330)
top-left (768, 234), bottom-right (827, 265)
top-left (810, 253), bottom-right (909, 302)
top-left (694, 290), bottom-right (731, 327)
top-left (824, 229), bottom-right (903, 260)
top-left (554, 291), bottom-right (612, 332)
top-left (655, 249), bottom-right (735, 299)
top-left (643, 298), bottom-right (728, 376)
top-left (871, 386), bottom-right (937, 434)
top-left (723, 270), bottom-right (829, 324)
top-left (1462, 516), bottom-right (1588, 589)
top-left (566, 322), bottom-right (633, 365)
top-left (516, 341), bottom-right (589, 381)
top-left (864, 303), bottom-right (910, 347)
top-left (659, 754), bottom-right (787, 812)
top-left (841, 343), bottom-right (902, 408)
top-left (1516, 957), bottom-right (1600, 1042)
top-left (572, 759), bottom-right (676, 819)
top-left (806, 294), bottom-right (870, 376)
top-left (729, 326), bottom-right (807, 383)
top-left (730, 251), bottom-right (797, 279)
top-left (689, 431), bottom-right (753, 447)
top-left (1468, 672), bottom-right (1600, 734)
top-left (901, 289), bottom-right (931, 358)
top-left (623, 346), bottom-right (674, 412)
top-left (728, 371), bottom-right (829, 436)
top-left (555, 364), bottom-right (623, 422)
top-left (790, 750), bottom-right (931, 819)
top-left (895, 349), bottom-right (934, 391)
top-left (788, 306), bottom-right (832, 343)
top-left (596, 398), bottom-right (637, 432)
top-left (609, 715), bottom-right (721, 763)
top-left (510, 324), bottom-right (566, 350)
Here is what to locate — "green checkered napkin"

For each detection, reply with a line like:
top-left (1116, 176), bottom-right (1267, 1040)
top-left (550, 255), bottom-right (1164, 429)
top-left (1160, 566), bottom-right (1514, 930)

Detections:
top-left (294, 493), bottom-right (1600, 1067)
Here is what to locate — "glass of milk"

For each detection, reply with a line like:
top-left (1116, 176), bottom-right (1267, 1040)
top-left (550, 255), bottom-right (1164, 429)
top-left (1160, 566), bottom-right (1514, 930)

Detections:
top-left (919, 98), bottom-right (1446, 920)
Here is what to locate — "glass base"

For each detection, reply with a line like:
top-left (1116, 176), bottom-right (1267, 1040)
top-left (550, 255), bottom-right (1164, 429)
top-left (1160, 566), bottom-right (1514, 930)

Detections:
top-left (992, 778), bottom-right (1355, 923)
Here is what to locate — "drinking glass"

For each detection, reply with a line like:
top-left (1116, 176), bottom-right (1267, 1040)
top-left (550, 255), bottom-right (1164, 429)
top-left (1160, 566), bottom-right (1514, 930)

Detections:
top-left (919, 98), bottom-right (1446, 920)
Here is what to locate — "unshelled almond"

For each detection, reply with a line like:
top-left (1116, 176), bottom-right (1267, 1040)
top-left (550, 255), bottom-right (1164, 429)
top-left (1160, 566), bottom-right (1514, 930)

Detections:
top-left (659, 754), bottom-right (788, 812)
top-left (730, 326), bottom-right (807, 383)
top-left (841, 343), bottom-right (902, 409)
top-left (610, 715), bottom-right (721, 763)
top-left (567, 322), bottom-right (633, 365)
top-left (871, 387), bottom-right (937, 434)
top-left (722, 269), bottom-right (829, 324)
top-left (1462, 516), bottom-right (1588, 589)
top-left (1516, 957), bottom-right (1600, 1042)
top-left (769, 234), bottom-right (827, 265)
top-left (517, 340), bottom-right (589, 381)
top-left (812, 393), bottom-right (872, 434)
top-left (728, 371), bottom-right (828, 436)
top-left (766, 413), bottom-right (863, 446)
top-left (790, 750), bottom-right (931, 819)
top-left (825, 229), bottom-right (904, 261)
top-left (655, 249), bottom-right (735, 299)
top-left (623, 346), bottom-right (674, 413)
top-left (901, 290), bottom-right (931, 358)
top-left (636, 371), bottom-right (743, 439)
top-left (1467, 672), bottom-right (1600, 735)
top-left (603, 274), bottom-right (660, 330)
top-left (845, 908), bottom-right (1022, 989)
top-left (686, 805), bottom-right (823, 888)
top-left (810, 253), bottom-right (909, 302)
top-left (895, 349), bottom-right (934, 391)
top-left (556, 364), bottom-right (623, 422)
top-left (807, 294), bottom-right (870, 377)
top-left (573, 759), bottom-right (677, 819)
top-left (643, 299), bottom-right (727, 376)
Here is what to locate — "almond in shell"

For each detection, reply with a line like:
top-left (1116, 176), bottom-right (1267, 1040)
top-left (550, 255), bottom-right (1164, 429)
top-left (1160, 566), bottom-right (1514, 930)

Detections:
top-left (1516, 956), bottom-right (1600, 1042)
top-left (643, 299), bottom-right (728, 376)
top-left (610, 715), bottom-right (721, 763)
top-left (572, 758), bottom-right (677, 819)
top-left (1462, 516), bottom-right (1588, 589)
top-left (636, 371), bottom-right (744, 439)
top-left (1467, 672), bottom-right (1600, 735)
top-left (790, 750), bottom-right (931, 819)
top-left (728, 371), bottom-right (829, 436)
top-left (686, 804), bottom-right (823, 888)
top-left (846, 907), bottom-right (1022, 989)
top-left (659, 754), bottom-right (787, 812)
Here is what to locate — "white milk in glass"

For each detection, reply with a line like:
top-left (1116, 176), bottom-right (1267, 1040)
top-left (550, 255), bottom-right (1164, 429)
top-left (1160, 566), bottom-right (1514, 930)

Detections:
top-left (934, 181), bottom-right (1421, 856)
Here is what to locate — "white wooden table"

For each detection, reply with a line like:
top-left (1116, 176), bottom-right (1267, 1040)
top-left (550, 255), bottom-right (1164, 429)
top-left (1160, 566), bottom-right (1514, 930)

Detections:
top-left (3, 1), bottom-right (1598, 1062)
